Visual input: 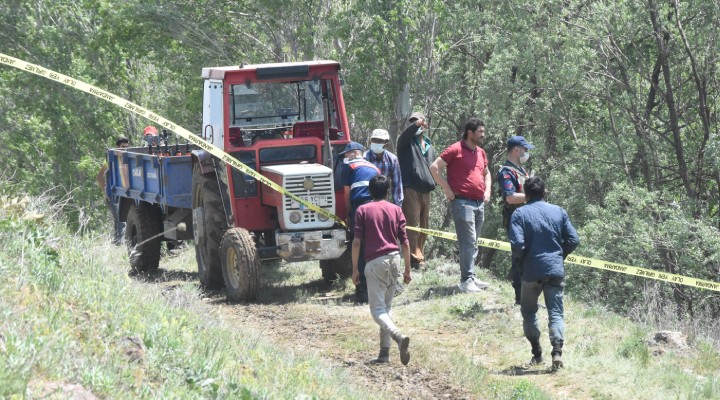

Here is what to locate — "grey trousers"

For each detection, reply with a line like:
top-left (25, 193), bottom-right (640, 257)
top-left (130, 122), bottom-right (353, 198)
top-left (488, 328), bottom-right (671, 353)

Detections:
top-left (366, 252), bottom-right (402, 349)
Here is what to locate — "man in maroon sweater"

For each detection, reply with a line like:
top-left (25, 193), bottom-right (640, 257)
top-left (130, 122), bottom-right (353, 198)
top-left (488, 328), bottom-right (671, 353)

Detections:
top-left (352, 175), bottom-right (413, 365)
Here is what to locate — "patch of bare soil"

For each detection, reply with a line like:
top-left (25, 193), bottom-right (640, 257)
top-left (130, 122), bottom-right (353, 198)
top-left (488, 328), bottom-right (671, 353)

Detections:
top-left (211, 300), bottom-right (476, 400)
top-left (138, 262), bottom-right (477, 398)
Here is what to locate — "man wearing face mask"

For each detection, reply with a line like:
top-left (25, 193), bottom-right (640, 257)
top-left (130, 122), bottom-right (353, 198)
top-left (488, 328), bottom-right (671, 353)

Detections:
top-left (497, 135), bottom-right (535, 304)
top-left (396, 112), bottom-right (436, 270)
top-left (364, 129), bottom-right (403, 206)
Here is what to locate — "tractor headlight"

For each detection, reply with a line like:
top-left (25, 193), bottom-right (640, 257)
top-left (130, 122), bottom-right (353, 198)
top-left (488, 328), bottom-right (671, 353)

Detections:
top-left (289, 211), bottom-right (302, 224)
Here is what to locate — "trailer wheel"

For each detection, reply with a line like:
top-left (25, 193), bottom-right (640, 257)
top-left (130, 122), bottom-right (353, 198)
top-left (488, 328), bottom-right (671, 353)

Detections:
top-left (126, 202), bottom-right (163, 272)
top-left (320, 248), bottom-right (352, 283)
top-left (191, 163), bottom-right (225, 289)
top-left (221, 228), bottom-right (259, 302)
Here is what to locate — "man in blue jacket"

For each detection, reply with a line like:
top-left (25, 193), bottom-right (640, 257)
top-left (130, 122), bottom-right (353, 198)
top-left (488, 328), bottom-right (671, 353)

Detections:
top-left (509, 176), bottom-right (579, 370)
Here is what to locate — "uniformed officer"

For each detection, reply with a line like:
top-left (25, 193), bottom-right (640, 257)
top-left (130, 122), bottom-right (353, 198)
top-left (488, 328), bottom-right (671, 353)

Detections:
top-left (341, 141), bottom-right (381, 303)
top-left (497, 135), bottom-right (535, 304)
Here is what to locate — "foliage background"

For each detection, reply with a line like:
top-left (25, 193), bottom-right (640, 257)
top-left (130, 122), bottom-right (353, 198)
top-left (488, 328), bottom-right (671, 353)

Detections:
top-left (1, 0), bottom-right (718, 334)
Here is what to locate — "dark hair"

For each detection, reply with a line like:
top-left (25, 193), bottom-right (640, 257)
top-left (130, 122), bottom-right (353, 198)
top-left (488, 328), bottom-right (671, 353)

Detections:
top-left (524, 176), bottom-right (545, 200)
top-left (462, 118), bottom-right (485, 140)
top-left (116, 136), bottom-right (129, 146)
top-left (369, 175), bottom-right (390, 200)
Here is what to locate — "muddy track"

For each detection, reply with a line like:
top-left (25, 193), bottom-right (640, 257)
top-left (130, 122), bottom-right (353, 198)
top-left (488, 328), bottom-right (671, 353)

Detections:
top-left (148, 264), bottom-right (474, 400)
top-left (210, 300), bottom-right (475, 400)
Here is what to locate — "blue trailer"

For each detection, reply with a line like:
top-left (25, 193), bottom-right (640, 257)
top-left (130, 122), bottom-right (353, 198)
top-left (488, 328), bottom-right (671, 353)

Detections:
top-left (106, 145), bottom-right (198, 271)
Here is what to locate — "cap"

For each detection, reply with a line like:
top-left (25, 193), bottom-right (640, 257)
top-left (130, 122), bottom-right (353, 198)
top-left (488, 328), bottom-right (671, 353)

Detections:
top-left (144, 126), bottom-right (158, 136)
top-left (339, 141), bottom-right (365, 154)
top-left (115, 136), bottom-right (129, 146)
top-left (507, 135), bottom-right (535, 150)
top-left (370, 129), bottom-right (390, 141)
top-left (408, 112), bottom-right (426, 122)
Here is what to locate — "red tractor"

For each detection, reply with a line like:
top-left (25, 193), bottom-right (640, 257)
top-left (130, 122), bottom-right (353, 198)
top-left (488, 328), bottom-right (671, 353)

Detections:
top-left (108, 61), bottom-right (353, 301)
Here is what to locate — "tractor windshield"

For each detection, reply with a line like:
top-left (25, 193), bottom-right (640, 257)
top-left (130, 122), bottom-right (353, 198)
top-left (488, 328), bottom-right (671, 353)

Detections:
top-left (230, 80), bottom-right (331, 128)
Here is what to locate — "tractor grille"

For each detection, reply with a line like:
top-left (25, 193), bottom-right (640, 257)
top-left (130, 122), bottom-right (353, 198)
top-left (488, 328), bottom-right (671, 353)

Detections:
top-left (284, 173), bottom-right (334, 222)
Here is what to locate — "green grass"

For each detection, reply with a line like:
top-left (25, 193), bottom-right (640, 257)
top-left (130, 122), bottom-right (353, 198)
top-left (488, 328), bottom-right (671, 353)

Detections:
top-left (0, 207), bottom-right (365, 398)
top-left (2, 193), bottom-right (719, 399)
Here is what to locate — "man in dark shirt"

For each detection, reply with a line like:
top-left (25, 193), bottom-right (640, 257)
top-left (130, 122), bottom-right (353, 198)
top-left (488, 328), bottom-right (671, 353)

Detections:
top-left (509, 176), bottom-right (580, 370)
top-left (341, 141), bottom-right (380, 303)
top-left (430, 118), bottom-right (491, 293)
top-left (396, 112), bottom-right (436, 269)
top-left (96, 136), bottom-right (129, 245)
top-left (352, 175), bottom-right (412, 365)
top-left (497, 135), bottom-right (534, 304)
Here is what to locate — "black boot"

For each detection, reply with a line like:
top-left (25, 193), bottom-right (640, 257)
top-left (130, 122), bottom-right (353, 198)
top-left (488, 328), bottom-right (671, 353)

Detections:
top-left (551, 347), bottom-right (563, 370)
top-left (529, 339), bottom-right (543, 365)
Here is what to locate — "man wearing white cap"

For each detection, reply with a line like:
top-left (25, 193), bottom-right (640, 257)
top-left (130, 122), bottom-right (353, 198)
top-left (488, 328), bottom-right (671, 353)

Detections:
top-left (364, 129), bottom-right (403, 206)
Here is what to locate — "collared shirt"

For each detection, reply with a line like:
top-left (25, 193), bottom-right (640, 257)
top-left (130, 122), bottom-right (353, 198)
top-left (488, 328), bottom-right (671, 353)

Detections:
top-left (364, 150), bottom-right (403, 206)
top-left (439, 140), bottom-right (488, 200)
top-left (509, 199), bottom-right (580, 282)
top-left (341, 158), bottom-right (381, 208)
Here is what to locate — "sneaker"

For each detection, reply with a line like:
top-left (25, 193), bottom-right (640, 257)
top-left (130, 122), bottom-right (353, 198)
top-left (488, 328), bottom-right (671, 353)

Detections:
top-left (530, 356), bottom-right (544, 365)
top-left (394, 282), bottom-right (405, 297)
top-left (552, 354), bottom-right (563, 370)
top-left (472, 277), bottom-right (490, 289)
top-left (458, 278), bottom-right (483, 293)
top-left (397, 335), bottom-right (410, 365)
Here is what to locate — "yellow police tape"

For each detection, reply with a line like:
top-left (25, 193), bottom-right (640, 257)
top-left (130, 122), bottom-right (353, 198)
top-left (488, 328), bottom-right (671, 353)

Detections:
top-left (0, 53), bottom-right (346, 228)
top-left (3, 53), bottom-right (718, 293)
top-left (406, 226), bottom-right (720, 293)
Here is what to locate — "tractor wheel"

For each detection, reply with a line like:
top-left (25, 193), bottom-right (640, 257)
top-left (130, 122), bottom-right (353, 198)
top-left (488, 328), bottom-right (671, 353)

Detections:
top-left (220, 228), bottom-right (259, 302)
top-left (126, 202), bottom-right (163, 273)
top-left (191, 162), bottom-right (226, 289)
top-left (320, 248), bottom-right (352, 283)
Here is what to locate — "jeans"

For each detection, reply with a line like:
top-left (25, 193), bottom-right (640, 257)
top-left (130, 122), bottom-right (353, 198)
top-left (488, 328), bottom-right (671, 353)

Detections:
top-left (365, 252), bottom-right (402, 348)
top-left (106, 198), bottom-right (125, 245)
top-left (520, 277), bottom-right (565, 355)
top-left (451, 198), bottom-right (484, 282)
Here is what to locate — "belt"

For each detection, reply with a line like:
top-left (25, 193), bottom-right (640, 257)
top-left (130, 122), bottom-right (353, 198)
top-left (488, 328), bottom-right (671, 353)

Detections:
top-left (454, 195), bottom-right (482, 202)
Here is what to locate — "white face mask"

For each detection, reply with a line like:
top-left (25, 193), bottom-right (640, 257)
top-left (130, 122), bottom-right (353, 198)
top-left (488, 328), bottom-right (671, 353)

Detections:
top-left (370, 143), bottom-right (385, 154)
top-left (343, 157), bottom-right (350, 164)
top-left (415, 127), bottom-right (424, 136)
top-left (520, 151), bottom-right (530, 164)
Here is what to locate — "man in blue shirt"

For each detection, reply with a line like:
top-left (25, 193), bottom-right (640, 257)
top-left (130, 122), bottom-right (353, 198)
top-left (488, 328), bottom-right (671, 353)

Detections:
top-left (497, 136), bottom-right (534, 304)
top-left (341, 141), bottom-right (380, 303)
top-left (364, 129), bottom-right (403, 206)
top-left (509, 176), bottom-right (579, 370)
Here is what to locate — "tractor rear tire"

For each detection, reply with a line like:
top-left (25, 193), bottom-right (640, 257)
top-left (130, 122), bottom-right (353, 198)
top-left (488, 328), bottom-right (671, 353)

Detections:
top-left (192, 163), bottom-right (226, 289)
top-left (320, 248), bottom-right (352, 283)
top-left (126, 202), bottom-right (163, 273)
top-left (220, 228), bottom-right (259, 302)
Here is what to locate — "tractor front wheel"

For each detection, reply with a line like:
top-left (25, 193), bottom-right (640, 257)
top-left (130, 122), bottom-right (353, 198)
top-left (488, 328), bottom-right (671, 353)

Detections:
top-left (220, 228), bottom-right (259, 302)
top-left (320, 248), bottom-right (352, 283)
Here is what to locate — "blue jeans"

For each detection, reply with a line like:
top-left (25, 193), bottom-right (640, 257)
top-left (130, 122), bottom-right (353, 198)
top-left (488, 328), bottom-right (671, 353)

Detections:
top-left (451, 198), bottom-right (484, 282)
top-left (520, 277), bottom-right (565, 355)
top-left (106, 198), bottom-right (125, 245)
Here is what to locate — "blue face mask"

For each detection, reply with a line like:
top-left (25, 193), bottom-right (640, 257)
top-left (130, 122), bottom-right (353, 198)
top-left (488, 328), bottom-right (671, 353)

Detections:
top-left (370, 143), bottom-right (385, 154)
